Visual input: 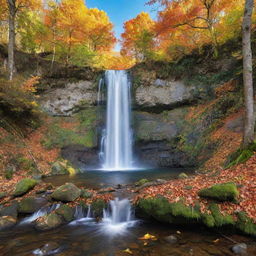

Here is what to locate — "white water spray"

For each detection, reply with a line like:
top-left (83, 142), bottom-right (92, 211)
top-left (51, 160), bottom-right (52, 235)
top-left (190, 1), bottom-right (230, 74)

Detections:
top-left (100, 198), bottom-right (137, 235)
top-left (100, 70), bottom-right (133, 170)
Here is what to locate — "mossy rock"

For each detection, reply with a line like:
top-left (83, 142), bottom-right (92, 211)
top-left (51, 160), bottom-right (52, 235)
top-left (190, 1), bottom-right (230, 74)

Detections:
top-left (136, 197), bottom-right (201, 224)
top-left (51, 161), bottom-right (69, 175)
top-left (13, 178), bottom-right (38, 197)
top-left (56, 205), bottom-right (74, 222)
top-left (236, 212), bottom-right (256, 236)
top-left (51, 183), bottom-right (81, 202)
top-left (198, 182), bottom-right (239, 202)
top-left (178, 173), bottom-right (188, 179)
top-left (201, 213), bottom-right (215, 228)
top-left (135, 179), bottom-right (149, 187)
top-left (35, 213), bottom-right (63, 231)
top-left (50, 160), bottom-right (78, 176)
top-left (91, 199), bottom-right (107, 218)
top-left (0, 201), bottom-right (18, 218)
top-left (16, 157), bottom-right (34, 170)
top-left (208, 203), bottom-right (235, 227)
top-left (80, 189), bottom-right (93, 199)
top-left (18, 197), bottom-right (47, 214)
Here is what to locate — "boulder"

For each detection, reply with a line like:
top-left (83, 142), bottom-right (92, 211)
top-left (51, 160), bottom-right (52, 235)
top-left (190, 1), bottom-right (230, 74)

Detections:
top-left (231, 243), bottom-right (247, 255)
top-left (35, 213), bottom-right (63, 231)
top-left (13, 178), bottom-right (38, 197)
top-left (178, 173), bottom-right (188, 179)
top-left (51, 183), bottom-right (80, 202)
top-left (50, 161), bottom-right (70, 176)
top-left (164, 235), bottom-right (178, 244)
top-left (0, 216), bottom-right (17, 230)
top-left (18, 197), bottom-right (48, 214)
top-left (198, 183), bottom-right (239, 202)
top-left (0, 201), bottom-right (18, 218)
top-left (55, 205), bottom-right (74, 222)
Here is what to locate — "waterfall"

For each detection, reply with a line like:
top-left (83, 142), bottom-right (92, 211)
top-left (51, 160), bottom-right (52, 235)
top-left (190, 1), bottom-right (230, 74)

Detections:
top-left (100, 198), bottom-right (137, 235)
top-left (100, 70), bottom-right (133, 170)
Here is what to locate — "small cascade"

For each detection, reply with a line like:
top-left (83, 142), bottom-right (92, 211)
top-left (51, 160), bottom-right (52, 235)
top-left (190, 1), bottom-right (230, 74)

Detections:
top-left (20, 204), bottom-right (60, 225)
top-left (100, 198), bottom-right (137, 235)
top-left (69, 205), bottom-right (93, 225)
top-left (100, 70), bottom-right (133, 170)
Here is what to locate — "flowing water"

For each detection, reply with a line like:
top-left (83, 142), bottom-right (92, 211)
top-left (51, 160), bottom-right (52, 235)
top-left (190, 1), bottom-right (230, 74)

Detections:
top-left (101, 70), bottom-right (133, 170)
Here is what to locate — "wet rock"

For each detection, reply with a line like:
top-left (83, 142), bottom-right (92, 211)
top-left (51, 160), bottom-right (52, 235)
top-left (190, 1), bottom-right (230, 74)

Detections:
top-left (0, 216), bottom-right (17, 230)
top-left (35, 213), bottom-right (63, 231)
top-left (0, 201), bottom-right (18, 218)
top-left (51, 183), bottom-right (81, 202)
top-left (164, 235), bottom-right (178, 244)
top-left (33, 242), bottom-right (60, 256)
top-left (56, 204), bottom-right (74, 222)
top-left (231, 243), bottom-right (247, 255)
top-left (18, 197), bottom-right (48, 214)
top-left (198, 182), bottom-right (239, 202)
top-left (13, 178), bottom-right (38, 197)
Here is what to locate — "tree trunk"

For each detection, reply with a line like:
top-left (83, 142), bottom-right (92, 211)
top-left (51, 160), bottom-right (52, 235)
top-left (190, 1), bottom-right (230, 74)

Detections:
top-left (7, 0), bottom-right (16, 81)
top-left (242, 0), bottom-right (255, 146)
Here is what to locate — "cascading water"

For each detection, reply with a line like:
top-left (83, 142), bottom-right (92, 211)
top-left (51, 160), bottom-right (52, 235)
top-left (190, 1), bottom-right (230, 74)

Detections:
top-left (100, 198), bottom-right (137, 235)
top-left (100, 70), bottom-right (133, 170)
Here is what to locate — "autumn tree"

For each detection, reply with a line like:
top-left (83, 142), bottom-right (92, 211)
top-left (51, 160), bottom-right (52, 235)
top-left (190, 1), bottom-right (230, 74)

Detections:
top-left (121, 12), bottom-right (155, 61)
top-left (3, 0), bottom-right (41, 80)
top-left (149, 0), bottom-right (238, 57)
top-left (242, 0), bottom-right (255, 146)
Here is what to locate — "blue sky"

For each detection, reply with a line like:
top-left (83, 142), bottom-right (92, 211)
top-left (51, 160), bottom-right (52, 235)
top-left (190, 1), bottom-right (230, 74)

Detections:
top-left (86, 0), bottom-right (159, 51)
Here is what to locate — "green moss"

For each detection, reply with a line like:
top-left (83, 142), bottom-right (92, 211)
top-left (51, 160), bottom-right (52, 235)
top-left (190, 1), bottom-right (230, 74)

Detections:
top-left (198, 182), bottom-right (239, 202)
top-left (80, 189), bottom-right (93, 199)
top-left (236, 212), bottom-right (256, 236)
top-left (135, 179), bottom-right (149, 186)
top-left (91, 199), bottom-right (107, 218)
top-left (42, 123), bottom-right (97, 149)
top-left (56, 205), bottom-right (74, 222)
top-left (5, 169), bottom-right (13, 180)
top-left (201, 213), bottom-right (215, 228)
top-left (225, 143), bottom-right (256, 168)
top-left (13, 178), bottom-right (38, 197)
top-left (209, 204), bottom-right (235, 227)
top-left (178, 173), bottom-right (188, 179)
top-left (136, 197), bottom-right (201, 224)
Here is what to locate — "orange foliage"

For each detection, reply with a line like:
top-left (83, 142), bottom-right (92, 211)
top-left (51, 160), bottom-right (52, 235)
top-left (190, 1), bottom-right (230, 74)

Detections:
top-left (21, 76), bottom-right (40, 93)
top-left (121, 12), bottom-right (155, 60)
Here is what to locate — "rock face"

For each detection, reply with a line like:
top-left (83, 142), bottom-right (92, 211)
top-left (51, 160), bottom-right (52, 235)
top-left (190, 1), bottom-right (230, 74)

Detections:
top-left (40, 80), bottom-right (97, 116)
top-left (51, 183), bottom-right (81, 202)
top-left (135, 79), bottom-right (196, 110)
